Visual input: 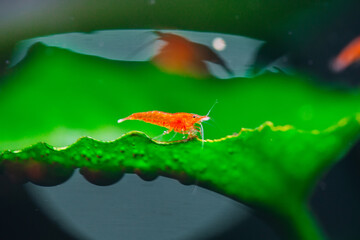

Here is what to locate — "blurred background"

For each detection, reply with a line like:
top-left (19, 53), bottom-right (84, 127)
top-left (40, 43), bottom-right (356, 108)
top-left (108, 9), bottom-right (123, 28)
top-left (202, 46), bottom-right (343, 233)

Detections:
top-left (0, 0), bottom-right (360, 239)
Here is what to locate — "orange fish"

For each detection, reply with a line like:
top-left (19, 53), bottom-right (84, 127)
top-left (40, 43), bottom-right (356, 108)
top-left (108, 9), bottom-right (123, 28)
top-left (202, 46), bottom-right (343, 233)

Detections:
top-left (152, 31), bottom-right (233, 78)
top-left (331, 36), bottom-right (360, 72)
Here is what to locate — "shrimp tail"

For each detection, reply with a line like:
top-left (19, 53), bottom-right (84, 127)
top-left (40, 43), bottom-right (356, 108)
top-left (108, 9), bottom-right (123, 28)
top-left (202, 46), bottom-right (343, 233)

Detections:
top-left (117, 117), bottom-right (129, 123)
top-left (117, 112), bottom-right (146, 123)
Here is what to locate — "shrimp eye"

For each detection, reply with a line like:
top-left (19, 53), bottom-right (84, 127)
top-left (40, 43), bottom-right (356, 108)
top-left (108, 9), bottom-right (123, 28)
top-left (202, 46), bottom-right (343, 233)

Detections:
top-left (192, 115), bottom-right (196, 118)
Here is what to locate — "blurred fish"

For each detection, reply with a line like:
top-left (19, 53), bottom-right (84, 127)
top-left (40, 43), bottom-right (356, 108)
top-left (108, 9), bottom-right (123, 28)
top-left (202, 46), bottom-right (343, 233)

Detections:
top-left (151, 31), bottom-right (233, 78)
top-left (331, 36), bottom-right (360, 73)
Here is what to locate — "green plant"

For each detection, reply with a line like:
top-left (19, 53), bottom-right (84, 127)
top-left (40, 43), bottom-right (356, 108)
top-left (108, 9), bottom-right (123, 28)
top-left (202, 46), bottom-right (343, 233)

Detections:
top-left (1, 44), bottom-right (360, 239)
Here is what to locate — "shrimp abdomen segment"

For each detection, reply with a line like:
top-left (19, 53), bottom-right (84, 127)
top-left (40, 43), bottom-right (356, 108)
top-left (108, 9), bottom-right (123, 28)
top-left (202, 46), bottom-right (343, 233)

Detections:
top-left (118, 111), bottom-right (175, 130)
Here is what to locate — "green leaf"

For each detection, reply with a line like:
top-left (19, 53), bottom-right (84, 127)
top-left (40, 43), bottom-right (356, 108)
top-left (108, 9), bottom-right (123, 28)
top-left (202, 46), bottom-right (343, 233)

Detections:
top-left (1, 115), bottom-right (359, 240)
top-left (1, 44), bottom-right (360, 151)
top-left (2, 43), bottom-right (360, 240)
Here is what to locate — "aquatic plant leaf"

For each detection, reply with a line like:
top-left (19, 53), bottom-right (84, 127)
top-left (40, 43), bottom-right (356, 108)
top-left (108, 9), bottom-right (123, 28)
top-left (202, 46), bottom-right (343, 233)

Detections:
top-left (1, 41), bottom-right (360, 240)
top-left (1, 115), bottom-right (359, 240)
top-left (1, 44), bottom-right (360, 151)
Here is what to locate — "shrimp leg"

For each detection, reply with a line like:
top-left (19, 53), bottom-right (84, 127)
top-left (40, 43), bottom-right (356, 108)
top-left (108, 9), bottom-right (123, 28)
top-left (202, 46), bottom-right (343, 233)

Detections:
top-left (153, 129), bottom-right (172, 140)
top-left (168, 132), bottom-right (178, 141)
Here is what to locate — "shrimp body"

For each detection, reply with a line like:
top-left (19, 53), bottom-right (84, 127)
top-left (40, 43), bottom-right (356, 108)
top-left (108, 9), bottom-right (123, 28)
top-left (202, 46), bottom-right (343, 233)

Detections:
top-left (331, 36), bottom-right (360, 72)
top-left (118, 111), bottom-right (210, 137)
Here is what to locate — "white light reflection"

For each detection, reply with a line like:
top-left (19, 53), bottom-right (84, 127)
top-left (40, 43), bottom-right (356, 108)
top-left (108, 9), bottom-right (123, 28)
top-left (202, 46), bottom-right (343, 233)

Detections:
top-left (212, 37), bottom-right (226, 51)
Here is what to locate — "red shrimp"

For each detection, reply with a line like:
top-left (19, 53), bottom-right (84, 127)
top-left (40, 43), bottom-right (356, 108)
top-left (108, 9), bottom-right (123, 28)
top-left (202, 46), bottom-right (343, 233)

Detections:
top-left (118, 111), bottom-right (209, 137)
top-left (117, 102), bottom-right (217, 144)
top-left (331, 36), bottom-right (360, 72)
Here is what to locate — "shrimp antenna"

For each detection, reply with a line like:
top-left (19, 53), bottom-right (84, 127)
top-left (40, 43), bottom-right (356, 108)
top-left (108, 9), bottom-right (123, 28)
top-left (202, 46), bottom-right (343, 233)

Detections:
top-left (206, 99), bottom-right (219, 116)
